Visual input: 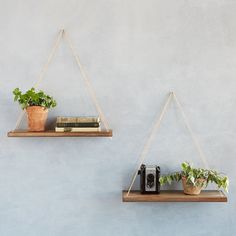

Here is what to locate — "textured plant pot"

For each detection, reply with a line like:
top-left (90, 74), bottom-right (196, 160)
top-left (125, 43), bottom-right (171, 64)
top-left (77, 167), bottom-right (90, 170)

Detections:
top-left (26, 106), bottom-right (48, 131)
top-left (182, 177), bottom-right (206, 195)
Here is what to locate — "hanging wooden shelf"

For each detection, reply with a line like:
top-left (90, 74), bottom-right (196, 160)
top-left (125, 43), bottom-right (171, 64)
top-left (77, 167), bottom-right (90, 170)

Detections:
top-left (9, 30), bottom-right (112, 138)
top-left (8, 129), bottom-right (112, 137)
top-left (124, 93), bottom-right (229, 204)
top-left (122, 190), bottom-right (227, 202)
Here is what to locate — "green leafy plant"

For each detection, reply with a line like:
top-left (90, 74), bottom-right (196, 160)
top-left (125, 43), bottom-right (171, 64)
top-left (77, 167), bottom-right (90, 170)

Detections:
top-left (159, 162), bottom-right (229, 192)
top-left (13, 88), bottom-right (57, 110)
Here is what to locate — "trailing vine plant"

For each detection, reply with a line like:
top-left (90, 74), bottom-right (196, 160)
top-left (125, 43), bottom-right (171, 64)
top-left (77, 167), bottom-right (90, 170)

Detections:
top-left (159, 162), bottom-right (229, 192)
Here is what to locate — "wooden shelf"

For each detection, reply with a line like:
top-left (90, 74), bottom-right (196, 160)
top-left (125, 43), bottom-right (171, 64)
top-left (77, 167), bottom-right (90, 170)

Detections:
top-left (8, 130), bottom-right (113, 137)
top-left (122, 190), bottom-right (227, 202)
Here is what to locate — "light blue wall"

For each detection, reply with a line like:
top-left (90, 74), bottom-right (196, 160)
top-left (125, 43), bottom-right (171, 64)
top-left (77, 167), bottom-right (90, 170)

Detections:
top-left (0, 0), bottom-right (235, 235)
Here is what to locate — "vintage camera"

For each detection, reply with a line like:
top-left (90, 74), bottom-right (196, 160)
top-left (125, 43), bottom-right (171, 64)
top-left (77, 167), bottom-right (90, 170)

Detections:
top-left (138, 164), bottom-right (160, 194)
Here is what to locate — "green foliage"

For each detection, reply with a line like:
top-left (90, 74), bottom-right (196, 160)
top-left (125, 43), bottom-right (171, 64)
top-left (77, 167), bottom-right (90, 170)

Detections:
top-left (13, 88), bottom-right (57, 110)
top-left (159, 162), bottom-right (229, 192)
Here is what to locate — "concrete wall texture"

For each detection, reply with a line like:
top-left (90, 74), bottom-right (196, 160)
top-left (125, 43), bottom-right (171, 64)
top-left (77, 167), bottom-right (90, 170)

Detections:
top-left (0, 0), bottom-right (236, 235)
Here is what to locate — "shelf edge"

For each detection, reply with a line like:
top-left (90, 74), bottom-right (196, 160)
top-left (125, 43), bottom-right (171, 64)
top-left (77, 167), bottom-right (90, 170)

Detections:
top-left (7, 130), bottom-right (113, 137)
top-left (122, 190), bottom-right (227, 203)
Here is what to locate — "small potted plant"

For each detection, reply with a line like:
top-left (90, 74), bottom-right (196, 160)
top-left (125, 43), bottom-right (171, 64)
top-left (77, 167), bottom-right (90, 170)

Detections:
top-left (13, 88), bottom-right (57, 131)
top-left (159, 162), bottom-right (229, 195)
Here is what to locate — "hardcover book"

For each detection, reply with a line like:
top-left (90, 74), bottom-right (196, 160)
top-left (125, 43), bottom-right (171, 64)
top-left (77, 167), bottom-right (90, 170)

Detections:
top-left (56, 122), bottom-right (100, 128)
top-left (56, 116), bottom-right (100, 123)
top-left (55, 127), bottom-right (101, 132)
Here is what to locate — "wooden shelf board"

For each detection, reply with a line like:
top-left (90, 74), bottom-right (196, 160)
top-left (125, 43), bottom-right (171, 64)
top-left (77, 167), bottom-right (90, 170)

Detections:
top-left (122, 190), bottom-right (227, 202)
top-left (8, 130), bottom-right (113, 137)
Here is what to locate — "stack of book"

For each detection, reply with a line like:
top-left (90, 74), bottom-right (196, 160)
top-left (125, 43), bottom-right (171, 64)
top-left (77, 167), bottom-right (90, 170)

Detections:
top-left (55, 116), bottom-right (101, 132)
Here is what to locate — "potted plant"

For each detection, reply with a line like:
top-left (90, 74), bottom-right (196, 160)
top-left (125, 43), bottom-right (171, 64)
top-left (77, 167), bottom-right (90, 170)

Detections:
top-left (159, 162), bottom-right (229, 195)
top-left (13, 88), bottom-right (57, 131)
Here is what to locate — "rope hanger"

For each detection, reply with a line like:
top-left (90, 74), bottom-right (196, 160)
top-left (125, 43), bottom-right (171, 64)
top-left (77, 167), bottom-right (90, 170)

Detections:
top-left (126, 92), bottom-right (209, 196)
top-left (14, 29), bottom-right (110, 131)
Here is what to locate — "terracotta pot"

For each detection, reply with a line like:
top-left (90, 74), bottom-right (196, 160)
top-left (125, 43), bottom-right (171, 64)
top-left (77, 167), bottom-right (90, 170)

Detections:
top-left (26, 106), bottom-right (48, 131)
top-left (182, 177), bottom-right (206, 195)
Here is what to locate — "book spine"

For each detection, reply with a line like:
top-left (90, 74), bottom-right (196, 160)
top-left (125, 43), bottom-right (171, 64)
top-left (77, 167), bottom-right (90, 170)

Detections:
top-left (55, 127), bottom-right (101, 132)
top-left (56, 122), bottom-right (100, 128)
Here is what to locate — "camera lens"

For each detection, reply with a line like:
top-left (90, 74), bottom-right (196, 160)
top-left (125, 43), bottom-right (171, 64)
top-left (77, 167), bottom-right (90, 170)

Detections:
top-left (147, 174), bottom-right (154, 188)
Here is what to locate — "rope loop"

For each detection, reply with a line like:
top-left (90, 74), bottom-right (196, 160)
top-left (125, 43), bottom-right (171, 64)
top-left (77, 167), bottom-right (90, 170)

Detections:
top-left (126, 92), bottom-right (209, 196)
top-left (14, 30), bottom-right (110, 131)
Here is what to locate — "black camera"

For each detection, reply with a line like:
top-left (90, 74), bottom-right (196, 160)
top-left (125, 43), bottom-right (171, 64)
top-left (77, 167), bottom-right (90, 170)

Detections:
top-left (138, 164), bottom-right (160, 194)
